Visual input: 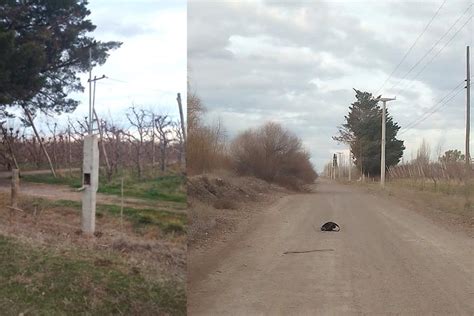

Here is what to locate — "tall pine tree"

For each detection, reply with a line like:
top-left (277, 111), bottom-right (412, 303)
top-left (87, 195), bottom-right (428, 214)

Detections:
top-left (334, 89), bottom-right (405, 176)
top-left (0, 0), bottom-right (121, 116)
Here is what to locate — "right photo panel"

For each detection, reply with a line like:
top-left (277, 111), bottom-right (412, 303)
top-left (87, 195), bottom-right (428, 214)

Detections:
top-left (187, 0), bottom-right (474, 315)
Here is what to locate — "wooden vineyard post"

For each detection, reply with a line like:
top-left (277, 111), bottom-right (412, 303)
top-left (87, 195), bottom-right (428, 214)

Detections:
top-left (11, 169), bottom-right (19, 208)
top-left (121, 177), bottom-right (124, 230)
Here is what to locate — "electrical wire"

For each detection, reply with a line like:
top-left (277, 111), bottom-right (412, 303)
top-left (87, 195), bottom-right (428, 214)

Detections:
top-left (393, 14), bottom-right (472, 94)
top-left (398, 82), bottom-right (465, 135)
top-left (98, 76), bottom-right (178, 94)
top-left (384, 4), bottom-right (473, 93)
top-left (374, 0), bottom-right (448, 95)
top-left (400, 82), bottom-right (464, 131)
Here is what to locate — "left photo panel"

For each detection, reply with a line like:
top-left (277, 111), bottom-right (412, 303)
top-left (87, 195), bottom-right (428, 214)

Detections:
top-left (0, 1), bottom-right (187, 314)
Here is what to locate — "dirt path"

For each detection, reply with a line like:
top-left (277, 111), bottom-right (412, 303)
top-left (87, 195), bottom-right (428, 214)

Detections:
top-left (0, 179), bottom-right (185, 213)
top-left (0, 168), bottom-right (80, 179)
top-left (188, 180), bottom-right (474, 315)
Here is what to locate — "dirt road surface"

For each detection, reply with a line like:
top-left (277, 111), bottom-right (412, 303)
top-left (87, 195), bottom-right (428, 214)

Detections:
top-left (0, 177), bottom-right (185, 213)
top-left (188, 180), bottom-right (474, 315)
top-left (0, 168), bottom-right (80, 179)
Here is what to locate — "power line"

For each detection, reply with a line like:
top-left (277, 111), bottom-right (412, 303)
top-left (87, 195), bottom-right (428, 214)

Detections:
top-left (399, 82), bottom-right (465, 135)
top-left (398, 16), bottom-right (472, 94)
top-left (400, 81), bottom-right (464, 131)
top-left (393, 14), bottom-right (473, 93)
top-left (99, 77), bottom-right (176, 94)
top-left (105, 77), bottom-right (128, 83)
top-left (374, 0), bottom-right (448, 95)
top-left (387, 4), bottom-right (473, 93)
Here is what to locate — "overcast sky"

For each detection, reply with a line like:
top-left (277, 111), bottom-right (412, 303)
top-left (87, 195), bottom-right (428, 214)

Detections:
top-left (22, 0), bottom-right (187, 130)
top-left (79, 0), bottom-right (186, 124)
top-left (188, 0), bottom-right (472, 171)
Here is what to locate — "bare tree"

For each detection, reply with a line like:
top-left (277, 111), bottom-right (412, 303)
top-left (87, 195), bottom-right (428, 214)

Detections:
top-left (154, 114), bottom-right (172, 172)
top-left (22, 105), bottom-right (56, 177)
top-left (0, 122), bottom-right (19, 170)
top-left (125, 106), bottom-right (149, 178)
top-left (172, 121), bottom-right (185, 169)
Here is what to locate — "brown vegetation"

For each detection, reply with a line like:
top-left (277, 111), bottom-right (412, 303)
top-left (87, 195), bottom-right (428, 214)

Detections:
top-left (187, 93), bottom-right (228, 175)
top-left (231, 122), bottom-right (317, 189)
top-left (0, 106), bottom-right (185, 179)
top-left (187, 91), bottom-right (317, 189)
top-left (187, 173), bottom-right (288, 247)
top-left (388, 144), bottom-right (471, 191)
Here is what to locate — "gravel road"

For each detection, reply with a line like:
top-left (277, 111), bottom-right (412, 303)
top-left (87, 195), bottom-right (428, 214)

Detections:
top-left (188, 180), bottom-right (474, 315)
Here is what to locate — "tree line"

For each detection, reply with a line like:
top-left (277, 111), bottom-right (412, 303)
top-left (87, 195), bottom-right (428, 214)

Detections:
top-left (0, 106), bottom-right (185, 179)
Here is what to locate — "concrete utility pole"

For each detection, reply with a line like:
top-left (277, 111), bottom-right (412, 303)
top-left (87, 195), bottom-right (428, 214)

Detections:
top-left (81, 49), bottom-right (103, 236)
top-left (466, 46), bottom-right (471, 168)
top-left (348, 151), bottom-right (352, 181)
top-left (91, 76), bottom-right (108, 170)
top-left (337, 152), bottom-right (343, 179)
top-left (377, 96), bottom-right (396, 187)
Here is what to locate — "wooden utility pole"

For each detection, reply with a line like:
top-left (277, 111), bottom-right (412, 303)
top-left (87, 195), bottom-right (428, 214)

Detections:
top-left (466, 46), bottom-right (471, 168)
top-left (176, 93), bottom-right (186, 144)
top-left (176, 93), bottom-right (186, 169)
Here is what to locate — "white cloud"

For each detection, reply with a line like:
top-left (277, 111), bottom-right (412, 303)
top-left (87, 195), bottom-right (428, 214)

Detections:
top-left (189, 0), bottom-right (471, 171)
top-left (61, 1), bottom-right (187, 125)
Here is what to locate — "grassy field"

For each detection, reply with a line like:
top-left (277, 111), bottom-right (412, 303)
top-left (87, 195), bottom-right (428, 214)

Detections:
top-left (47, 199), bottom-right (186, 234)
top-left (357, 178), bottom-right (474, 222)
top-left (0, 166), bottom-right (187, 315)
top-left (0, 235), bottom-right (186, 315)
top-left (22, 171), bottom-right (186, 203)
top-left (387, 178), bottom-right (474, 196)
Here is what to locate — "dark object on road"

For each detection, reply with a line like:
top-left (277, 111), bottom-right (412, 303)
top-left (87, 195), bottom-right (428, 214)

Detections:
top-left (321, 222), bottom-right (340, 231)
top-left (283, 249), bottom-right (334, 254)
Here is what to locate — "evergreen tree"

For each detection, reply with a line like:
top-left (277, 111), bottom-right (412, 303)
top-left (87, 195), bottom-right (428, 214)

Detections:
top-left (334, 89), bottom-right (405, 176)
top-left (0, 0), bottom-right (121, 116)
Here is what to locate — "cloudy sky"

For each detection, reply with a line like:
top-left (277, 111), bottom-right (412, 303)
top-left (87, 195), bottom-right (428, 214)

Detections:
top-left (188, 0), bottom-right (472, 171)
top-left (25, 0), bottom-right (186, 130)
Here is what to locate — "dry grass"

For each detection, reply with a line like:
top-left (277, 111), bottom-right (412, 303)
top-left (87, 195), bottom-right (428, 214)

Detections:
top-left (387, 179), bottom-right (474, 218)
top-left (213, 198), bottom-right (238, 210)
top-left (187, 173), bottom-right (289, 248)
top-left (358, 180), bottom-right (474, 236)
top-left (0, 192), bottom-right (186, 314)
